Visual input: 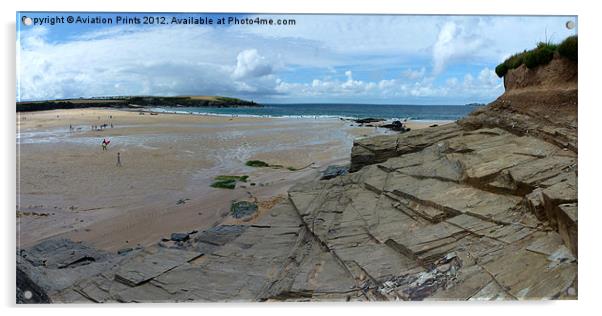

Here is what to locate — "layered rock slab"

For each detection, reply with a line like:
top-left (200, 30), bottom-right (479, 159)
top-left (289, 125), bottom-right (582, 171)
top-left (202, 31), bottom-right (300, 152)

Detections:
top-left (290, 120), bottom-right (577, 300)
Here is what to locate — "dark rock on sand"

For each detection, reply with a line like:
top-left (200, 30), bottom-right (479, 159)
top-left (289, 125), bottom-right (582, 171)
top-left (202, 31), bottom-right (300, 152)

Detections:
top-left (320, 165), bottom-right (349, 180)
top-left (230, 201), bottom-right (258, 219)
top-left (194, 225), bottom-right (249, 254)
top-left (380, 120), bottom-right (408, 132)
top-left (20, 238), bottom-right (110, 269)
top-left (170, 232), bottom-right (190, 242)
top-left (117, 248), bottom-right (134, 255)
top-left (354, 118), bottom-right (385, 124)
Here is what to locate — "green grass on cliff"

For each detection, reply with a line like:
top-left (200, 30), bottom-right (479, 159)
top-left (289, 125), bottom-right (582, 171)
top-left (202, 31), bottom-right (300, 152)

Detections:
top-left (495, 35), bottom-right (577, 78)
top-left (558, 35), bottom-right (578, 62)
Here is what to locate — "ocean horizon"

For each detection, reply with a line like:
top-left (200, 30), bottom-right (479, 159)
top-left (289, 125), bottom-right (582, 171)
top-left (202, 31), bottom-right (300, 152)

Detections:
top-left (151, 103), bottom-right (478, 121)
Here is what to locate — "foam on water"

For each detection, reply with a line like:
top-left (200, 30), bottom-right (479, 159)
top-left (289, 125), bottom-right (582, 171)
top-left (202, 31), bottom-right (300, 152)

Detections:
top-left (150, 103), bottom-right (475, 121)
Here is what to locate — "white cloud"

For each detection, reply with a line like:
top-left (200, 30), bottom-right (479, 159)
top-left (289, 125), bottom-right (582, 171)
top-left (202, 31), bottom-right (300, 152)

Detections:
top-left (232, 49), bottom-right (272, 79)
top-left (16, 14), bottom-right (573, 103)
top-left (432, 21), bottom-right (484, 74)
top-left (274, 66), bottom-right (503, 102)
top-left (402, 67), bottom-right (426, 80)
top-left (17, 25), bottom-right (285, 101)
top-left (477, 67), bottom-right (499, 86)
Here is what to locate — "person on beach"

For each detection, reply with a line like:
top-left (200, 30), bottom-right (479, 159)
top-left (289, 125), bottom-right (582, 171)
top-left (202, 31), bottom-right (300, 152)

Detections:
top-left (101, 138), bottom-right (110, 151)
top-left (116, 152), bottom-right (122, 167)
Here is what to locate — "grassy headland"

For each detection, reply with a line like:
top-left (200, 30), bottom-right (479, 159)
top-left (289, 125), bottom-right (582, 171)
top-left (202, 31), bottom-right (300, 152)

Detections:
top-left (17, 95), bottom-right (260, 112)
top-left (495, 35), bottom-right (577, 78)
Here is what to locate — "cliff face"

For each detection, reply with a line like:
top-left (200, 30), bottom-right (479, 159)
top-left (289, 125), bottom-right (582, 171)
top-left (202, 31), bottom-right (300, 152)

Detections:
top-left (504, 54), bottom-right (577, 90)
top-left (460, 55), bottom-right (577, 152)
top-left (17, 57), bottom-right (578, 303)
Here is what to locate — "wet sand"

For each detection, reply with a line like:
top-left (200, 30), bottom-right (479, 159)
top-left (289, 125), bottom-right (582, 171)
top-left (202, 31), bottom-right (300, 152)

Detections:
top-left (16, 108), bottom-right (445, 251)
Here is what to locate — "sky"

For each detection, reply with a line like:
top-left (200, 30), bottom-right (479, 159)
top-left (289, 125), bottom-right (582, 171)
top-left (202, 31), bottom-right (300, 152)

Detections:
top-left (16, 13), bottom-right (577, 104)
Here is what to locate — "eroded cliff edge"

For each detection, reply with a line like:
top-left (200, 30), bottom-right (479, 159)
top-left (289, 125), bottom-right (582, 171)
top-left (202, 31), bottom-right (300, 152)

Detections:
top-left (17, 55), bottom-right (577, 302)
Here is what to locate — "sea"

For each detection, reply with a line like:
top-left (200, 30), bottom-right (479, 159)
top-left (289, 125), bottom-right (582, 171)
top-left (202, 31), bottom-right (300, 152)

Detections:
top-left (151, 103), bottom-right (478, 121)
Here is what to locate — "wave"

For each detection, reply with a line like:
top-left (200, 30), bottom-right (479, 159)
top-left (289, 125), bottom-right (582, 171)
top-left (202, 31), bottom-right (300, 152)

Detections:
top-left (146, 108), bottom-right (460, 123)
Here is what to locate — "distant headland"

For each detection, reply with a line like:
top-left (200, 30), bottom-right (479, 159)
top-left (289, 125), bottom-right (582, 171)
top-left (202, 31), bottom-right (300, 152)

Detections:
top-left (16, 96), bottom-right (261, 112)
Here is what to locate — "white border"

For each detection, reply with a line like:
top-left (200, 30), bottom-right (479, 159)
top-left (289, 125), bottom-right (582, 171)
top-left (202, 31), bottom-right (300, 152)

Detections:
top-left (2, 1), bottom-right (600, 315)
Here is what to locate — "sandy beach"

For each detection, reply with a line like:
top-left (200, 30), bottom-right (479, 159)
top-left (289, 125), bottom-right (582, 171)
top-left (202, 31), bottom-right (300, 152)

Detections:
top-left (16, 108), bottom-right (444, 251)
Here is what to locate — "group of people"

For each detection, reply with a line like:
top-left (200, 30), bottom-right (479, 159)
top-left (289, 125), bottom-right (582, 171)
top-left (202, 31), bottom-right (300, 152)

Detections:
top-left (92, 123), bottom-right (113, 131)
top-left (65, 115), bottom-right (122, 166)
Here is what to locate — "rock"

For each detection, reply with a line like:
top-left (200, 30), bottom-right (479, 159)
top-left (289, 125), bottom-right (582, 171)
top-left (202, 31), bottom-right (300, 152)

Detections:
top-left (170, 232), bottom-right (190, 242)
top-left (176, 198), bottom-right (189, 205)
top-left (354, 118), bottom-right (384, 124)
top-left (230, 201), bottom-right (258, 219)
top-left (285, 58), bottom-right (577, 299)
top-left (20, 238), bottom-right (109, 269)
top-left (114, 247), bottom-right (202, 287)
top-left (350, 123), bottom-right (463, 172)
top-left (194, 225), bottom-right (248, 254)
top-left (117, 248), bottom-right (133, 255)
top-left (17, 267), bottom-right (51, 304)
top-left (320, 165), bottom-right (349, 180)
top-left (380, 120), bottom-right (408, 132)
top-left (437, 263), bottom-right (451, 273)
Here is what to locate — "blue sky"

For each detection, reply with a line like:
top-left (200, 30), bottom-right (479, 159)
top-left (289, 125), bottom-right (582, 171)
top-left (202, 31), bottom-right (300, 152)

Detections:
top-left (17, 13), bottom-right (577, 104)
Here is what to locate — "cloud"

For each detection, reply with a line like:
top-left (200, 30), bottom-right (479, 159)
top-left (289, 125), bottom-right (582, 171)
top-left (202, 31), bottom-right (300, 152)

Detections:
top-left (272, 66), bottom-right (503, 103)
top-left (275, 70), bottom-right (377, 97)
top-left (17, 25), bottom-right (284, 101)
top-left (16, 14), bottom-right (574, 103)
top-left (232, 49), bottom-right (273, 79)
top-left (402, 67), bottom-right (426, 80)
top-left (344, 70), bottom-right (353, 80)
top-left (432, 21), bottom-right (485, 74)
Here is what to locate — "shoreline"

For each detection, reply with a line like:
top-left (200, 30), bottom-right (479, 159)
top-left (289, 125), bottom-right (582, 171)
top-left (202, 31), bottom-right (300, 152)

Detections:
top-left (18, 107), bottom-right (454, 136)
top-left (144, 106), bottom-right (457, 123)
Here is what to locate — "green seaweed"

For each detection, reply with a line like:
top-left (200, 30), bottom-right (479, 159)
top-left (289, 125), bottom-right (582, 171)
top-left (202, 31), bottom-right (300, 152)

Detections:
top-left (215, 175), bottom-right (248, 182)
top-left (210, 175), bottom-right (249, 189)
top-left (245, 160), bottom-right (270, 167)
